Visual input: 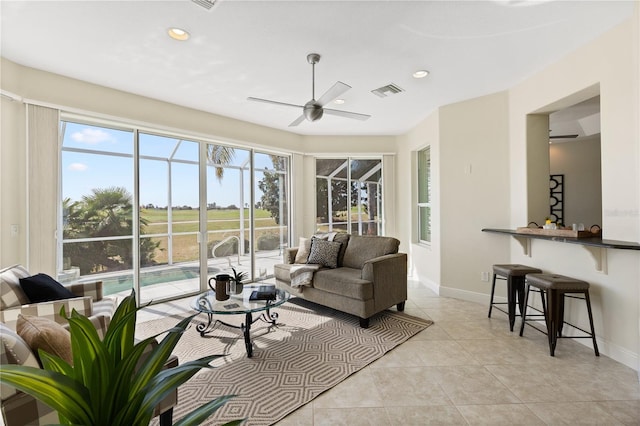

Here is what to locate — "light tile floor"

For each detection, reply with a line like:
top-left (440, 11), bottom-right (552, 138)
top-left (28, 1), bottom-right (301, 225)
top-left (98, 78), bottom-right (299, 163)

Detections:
top-left (139, 279), bottom-right (640, 425)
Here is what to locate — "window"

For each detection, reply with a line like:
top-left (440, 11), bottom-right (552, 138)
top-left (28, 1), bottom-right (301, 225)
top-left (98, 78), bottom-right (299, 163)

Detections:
top-left (315, 158), bottom-right (383, 235)
top-left (60, 121), bottom-right (135, 287)
top-left (59, 117), bottom-right (291, 304)
top-left (417, 147), bottom-right (431, 243)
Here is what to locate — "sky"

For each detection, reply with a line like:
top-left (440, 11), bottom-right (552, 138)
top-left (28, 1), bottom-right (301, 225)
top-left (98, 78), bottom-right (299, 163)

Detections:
top-left (61, 121), bottom-right (282, 208)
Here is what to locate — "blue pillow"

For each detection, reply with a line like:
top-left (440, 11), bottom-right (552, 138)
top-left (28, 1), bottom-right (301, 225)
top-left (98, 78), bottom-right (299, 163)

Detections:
top-left (19, 273), bottom-right (75, 303)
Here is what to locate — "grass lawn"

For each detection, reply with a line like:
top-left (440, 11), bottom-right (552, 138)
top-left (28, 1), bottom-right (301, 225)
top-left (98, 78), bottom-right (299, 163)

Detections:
top-left (142, 208), bottom-right (271, 222)
top-left (140, 208), bottom-right (284, 264)
top-left (141, 208), bottom-right (277, 234)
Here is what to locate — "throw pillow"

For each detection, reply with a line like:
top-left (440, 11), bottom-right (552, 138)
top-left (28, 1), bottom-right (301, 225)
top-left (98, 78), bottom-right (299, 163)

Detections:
top-left (294, 237), bottom-right (312, 264)
top-left (332, 232), bottom-right (351, 267)
top-left (16, 314), bottom-right (73, 365)
top-left (19, 273), bottom-right (76, 303)
top-left (307, 237), bottom-right (342, 269)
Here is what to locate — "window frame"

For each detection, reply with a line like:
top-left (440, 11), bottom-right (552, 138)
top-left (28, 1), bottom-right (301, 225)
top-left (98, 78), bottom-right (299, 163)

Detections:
top-left (417, 146), bottom-right (431, 244)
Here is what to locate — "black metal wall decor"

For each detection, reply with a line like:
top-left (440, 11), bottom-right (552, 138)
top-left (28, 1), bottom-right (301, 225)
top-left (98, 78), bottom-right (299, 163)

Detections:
top-left (549, 174), bottom-right (564, 225)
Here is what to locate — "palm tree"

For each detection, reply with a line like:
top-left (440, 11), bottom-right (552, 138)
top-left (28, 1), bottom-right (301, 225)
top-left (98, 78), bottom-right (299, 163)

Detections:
top-left (207, 144), bottom-right (235, 181)
top-left (63, 187), bottom-right (158, 274)
top-left (81, 187), bottom-right (133, 237)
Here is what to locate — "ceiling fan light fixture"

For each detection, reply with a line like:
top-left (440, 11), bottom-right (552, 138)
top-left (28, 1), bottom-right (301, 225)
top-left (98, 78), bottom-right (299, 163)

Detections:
top-left (413, 70), bottom-right (429, 79)
top-left (303, 101), bottom-right (323, 122)
top-left (168, 27), bottom-right (190, 41)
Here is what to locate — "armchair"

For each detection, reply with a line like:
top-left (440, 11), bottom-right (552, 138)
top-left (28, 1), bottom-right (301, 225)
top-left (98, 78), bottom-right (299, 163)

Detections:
top-left (0, 264), bottom-right (117, 329)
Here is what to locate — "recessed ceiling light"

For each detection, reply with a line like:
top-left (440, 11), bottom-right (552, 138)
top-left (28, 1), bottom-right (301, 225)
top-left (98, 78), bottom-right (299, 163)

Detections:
top-left (334, 99), bottom-right (345, 105)
top-left (168, 28), bottom-right (190, 41)
top-left (413, 70), bottom-right (429, 79)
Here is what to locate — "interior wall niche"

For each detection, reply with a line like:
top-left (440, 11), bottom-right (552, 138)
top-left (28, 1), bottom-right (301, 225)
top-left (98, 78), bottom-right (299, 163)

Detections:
top-left (548, 96), bottom-right (602, 228)
top-left (527, 90), bottom-right (602, 228)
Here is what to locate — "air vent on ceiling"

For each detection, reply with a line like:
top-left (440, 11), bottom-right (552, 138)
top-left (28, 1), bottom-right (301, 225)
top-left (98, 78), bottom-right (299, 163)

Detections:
top-left (191, 0), bottom-right (216, 10)
top-left (371, 83), bottom-right (405, 98)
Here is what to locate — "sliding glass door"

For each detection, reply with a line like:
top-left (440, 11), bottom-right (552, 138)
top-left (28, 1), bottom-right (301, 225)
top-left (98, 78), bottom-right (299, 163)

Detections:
top-left (59, 116), bottom-right (291, 305)
top-left (253, 152), bottom-right (289, 280)
top-left (205, 144), bottom-right (251, 282)
top-left (138, 133), bottom-right (201, 304)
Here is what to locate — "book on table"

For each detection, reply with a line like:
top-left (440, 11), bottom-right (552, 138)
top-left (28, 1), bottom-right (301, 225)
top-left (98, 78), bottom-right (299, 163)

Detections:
top-left (249, 285), bottom-right (276, 301)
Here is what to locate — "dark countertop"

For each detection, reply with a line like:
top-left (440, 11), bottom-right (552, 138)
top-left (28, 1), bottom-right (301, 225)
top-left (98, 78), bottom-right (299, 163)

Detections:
top-left (482, 228), bottom-right (640, 251)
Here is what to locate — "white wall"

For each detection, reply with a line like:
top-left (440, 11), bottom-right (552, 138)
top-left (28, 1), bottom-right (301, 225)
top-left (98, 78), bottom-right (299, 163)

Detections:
top-left (439, 92), bottom-right (511, 299)
top-left (0, 95), bottom-right (26, 266)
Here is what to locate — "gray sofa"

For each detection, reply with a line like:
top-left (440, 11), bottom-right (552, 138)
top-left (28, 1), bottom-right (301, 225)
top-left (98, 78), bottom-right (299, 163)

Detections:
top-left (274, 234), bottom-right (407, 328)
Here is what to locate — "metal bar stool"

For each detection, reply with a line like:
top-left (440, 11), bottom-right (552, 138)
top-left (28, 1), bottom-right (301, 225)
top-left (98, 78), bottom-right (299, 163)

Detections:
top-left (519, 273), bottom-right (599, 357)
top-left (489, 264), bottom-right (542, 331)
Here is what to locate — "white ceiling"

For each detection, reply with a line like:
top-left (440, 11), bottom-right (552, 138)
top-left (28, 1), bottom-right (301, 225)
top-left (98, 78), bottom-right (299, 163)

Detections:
top-left (0, 0), bottom-right (634, 136)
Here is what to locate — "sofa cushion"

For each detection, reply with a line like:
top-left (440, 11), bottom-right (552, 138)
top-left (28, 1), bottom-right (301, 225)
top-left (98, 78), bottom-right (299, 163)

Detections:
top-left (17, 314), bottom-right (73, 365)
top-left (294, 237), bottom-right (312, 264)
top-left (19, 273), bottom-right (76, 303)
top-left (307, 237), bottom-right (342, 269)
top-left (0, 264), bottom-right (31, 309)
top-left (312, 268), bottom-right (373, 300)
top-left (342, 235), bottom-right (400, 269)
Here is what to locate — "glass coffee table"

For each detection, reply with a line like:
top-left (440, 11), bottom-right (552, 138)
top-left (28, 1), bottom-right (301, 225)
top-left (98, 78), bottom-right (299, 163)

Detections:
top-left (191, 285), bottom-right (290, 358)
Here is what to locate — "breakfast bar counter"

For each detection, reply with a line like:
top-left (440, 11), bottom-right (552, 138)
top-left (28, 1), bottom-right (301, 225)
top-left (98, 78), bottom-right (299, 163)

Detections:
top-left (482, 228), bottom-right (640, 273)
top-left (482, 228), bottom-right (640, 251)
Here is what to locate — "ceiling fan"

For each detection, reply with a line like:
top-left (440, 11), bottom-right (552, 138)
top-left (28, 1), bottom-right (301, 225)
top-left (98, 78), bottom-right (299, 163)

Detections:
top-left (247, 53), bottom-right (371, 127)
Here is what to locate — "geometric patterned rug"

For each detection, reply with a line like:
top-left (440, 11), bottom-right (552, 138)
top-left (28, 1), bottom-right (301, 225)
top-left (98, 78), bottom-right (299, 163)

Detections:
top-left (135, 298), bottom-right (432, 425)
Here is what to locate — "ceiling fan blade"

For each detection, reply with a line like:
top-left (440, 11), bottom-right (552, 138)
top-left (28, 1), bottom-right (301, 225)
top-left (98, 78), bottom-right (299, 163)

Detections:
top-left (247, 97), bottom-right (302, 109)
top-left (288, 114), bottom-right (306, 127)
top-left (317, 81), bottom-right (351, 107)
top-left (323, 108), bottom-right (371, 121)
top-left (549, 134), bottom-right (579, 139)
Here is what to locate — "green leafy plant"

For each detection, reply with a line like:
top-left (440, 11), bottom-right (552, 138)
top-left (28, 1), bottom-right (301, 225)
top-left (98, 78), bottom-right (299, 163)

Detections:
top-left (0, 291), bottom-right (243, 426)
top-left (231, 267), bottom-right (248, 284)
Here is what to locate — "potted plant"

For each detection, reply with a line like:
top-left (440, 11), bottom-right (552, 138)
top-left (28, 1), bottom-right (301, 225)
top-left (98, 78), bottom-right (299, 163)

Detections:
top-left (231, 267), bottom-right (248, 294)
top-left (0, 291), bottom-right (242, 426)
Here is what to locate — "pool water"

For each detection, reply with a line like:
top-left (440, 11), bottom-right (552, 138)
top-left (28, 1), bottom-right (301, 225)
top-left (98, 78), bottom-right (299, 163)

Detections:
top-left (97, 266), bottom-right (218, 296)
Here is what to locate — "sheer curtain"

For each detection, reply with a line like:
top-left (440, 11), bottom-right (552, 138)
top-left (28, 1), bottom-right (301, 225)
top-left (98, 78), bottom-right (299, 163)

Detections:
top-left (27, 104), bottom-right (59, 274)
top-left (382, 154), bottom-right (396, 237)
